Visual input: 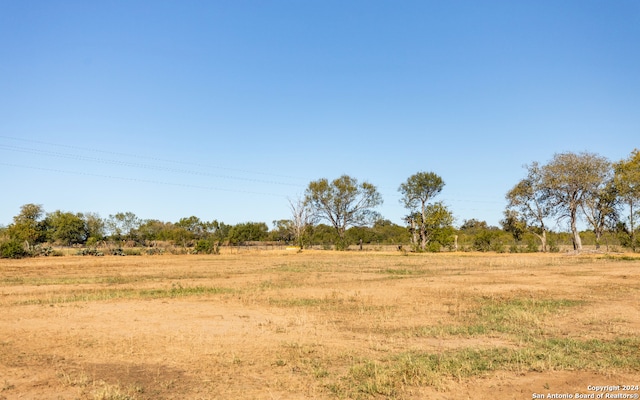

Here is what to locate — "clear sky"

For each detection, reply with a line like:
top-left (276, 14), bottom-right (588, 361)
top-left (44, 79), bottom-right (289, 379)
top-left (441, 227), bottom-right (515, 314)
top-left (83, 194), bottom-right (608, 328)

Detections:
top-left (1, 1), bottom-right (639, 230)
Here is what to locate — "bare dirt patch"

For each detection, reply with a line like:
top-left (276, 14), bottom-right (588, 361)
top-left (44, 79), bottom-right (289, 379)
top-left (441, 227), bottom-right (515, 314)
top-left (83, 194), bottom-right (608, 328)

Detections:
top-left (1, 251), bottom-right (638, 399)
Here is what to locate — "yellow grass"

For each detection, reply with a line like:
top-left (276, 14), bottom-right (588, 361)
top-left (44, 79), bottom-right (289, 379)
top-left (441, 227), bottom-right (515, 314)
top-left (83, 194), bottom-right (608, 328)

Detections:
top-left (1, 251), bottom-right (639, 399)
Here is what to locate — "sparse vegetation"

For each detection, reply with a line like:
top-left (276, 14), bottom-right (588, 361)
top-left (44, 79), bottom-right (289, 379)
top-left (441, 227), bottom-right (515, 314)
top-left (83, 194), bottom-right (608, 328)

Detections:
top-left (1, 252), bottom-right (638, 398)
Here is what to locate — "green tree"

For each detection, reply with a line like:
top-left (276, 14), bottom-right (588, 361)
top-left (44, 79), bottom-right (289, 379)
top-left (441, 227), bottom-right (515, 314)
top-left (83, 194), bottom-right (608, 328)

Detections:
top-left (345, 226), bottom-right (378, 249)
top-left (581, 177), bottom-right (618, 250)
top-left (422, 202), bottom-right (455, 250)
top-left (459, 219), bottom-right (489, 232)
top-left (541, 152), bottom-right (611, 251)
top-left (208, 220), bottom-right (232, 245)
top-left (505, 162), bottom-right (552, 251)
top-left (44, 210), bottom-right (88, 246)
top-left (459, 219), bottom-right (506, 252)
top-left (614, 149), bottom-right (640, 251)
top-left (370, 219), bottom-right (411, 245)
top-left (175, 216), bottom-right (208, 240)
top-left (501, 209), bottom-right (527, 243)
top-left (136, 219), bottom-right (171, 243)
top-left (399, 172), bottom-right (445, 251)
top-left (83, 213), bottom-right (106, 244)
top-left (304, 175), bottom-right (383, 250)
top-left (227, 222), bottom-right (269, 245)
top-left (308, 224), bottom-right (339, 248)
top-left (405, 202), bottom-right (454, 251)
top-left (270, 219), bottom-right (294, 243)
top-left (106, 212), bottom-right (141, 243)
top-left (7, 203), bottom-right (47, 248)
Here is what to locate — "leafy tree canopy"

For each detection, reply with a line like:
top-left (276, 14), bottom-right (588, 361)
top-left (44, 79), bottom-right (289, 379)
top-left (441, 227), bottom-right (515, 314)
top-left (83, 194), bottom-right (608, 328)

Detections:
top-left (305, 175), bottom-right (382, 249)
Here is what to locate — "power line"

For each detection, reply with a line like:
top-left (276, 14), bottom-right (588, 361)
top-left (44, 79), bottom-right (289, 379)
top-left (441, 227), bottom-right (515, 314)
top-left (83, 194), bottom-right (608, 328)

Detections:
top-left (0, 144), bottom-right (305, 188)
top-left (0, 162), bottom-right (288, 198)
top-left (0, 134), bottom-right (308, 181)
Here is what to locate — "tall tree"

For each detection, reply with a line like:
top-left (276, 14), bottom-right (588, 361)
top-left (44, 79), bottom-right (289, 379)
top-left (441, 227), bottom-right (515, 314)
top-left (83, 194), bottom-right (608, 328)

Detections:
top-left (44, 210), bottom-right (88, 246)
top-left (175, 216), bottom-right (208, 240)
top-left (288, 195), bottom-right (315, 249)
top-left (614, 149), bottom-right (640, 251)
top-left (581, 177), bottom-right (618, 250)
top-left (7, 203), bottom-right (47, 248)
top-left (420, 202), bottom-right (455, 250)
top-left (83, 213), bottom-right (105, 243)
top-left (271, 219), bottom-right (294, 243)
top-left (505, 162), bottom-right (552, 251)
top-left (398, 171), bottom-right (445, 251)
top-left (106, 212), bottom-right (141, 243)
top-left (541, 152), bottom-right (610, 251)
top-left (304, 175), bottom-right (382, 250)
top-left (501, 209), bottom-right (527, 243)
top-left (137, 219), bottom-right (172, 243)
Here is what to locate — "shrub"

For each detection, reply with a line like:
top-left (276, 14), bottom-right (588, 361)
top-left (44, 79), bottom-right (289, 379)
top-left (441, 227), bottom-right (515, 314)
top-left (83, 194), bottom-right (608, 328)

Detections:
top-left (0, 240), bottom-right (30, 259)
top-left (526, 238), bottom-right (539, 252)
top-left (194, 239), bottom-right (220, 255)
top-left (146, 247), bottom-right (165, 255)
top-left (110, 247), bottom-right (126, 256)
top-left (34, 245), bottom-right (56, 257)
top-left (426, 242), bottom-right (441, 252)
top-left (123, 248), bottom-right (141, 256)
top-left (473, 230), bottom-right (502, 252)
top-left (76, 248), bottom-right (104, 256)
top-left (86, 237), bottom-right (100, 247)
top-left (547, 235), bottom-right (560, 253)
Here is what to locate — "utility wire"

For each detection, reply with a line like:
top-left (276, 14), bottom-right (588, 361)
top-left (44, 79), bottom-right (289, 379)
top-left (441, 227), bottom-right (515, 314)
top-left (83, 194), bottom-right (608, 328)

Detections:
top-left (0, 134), bottom-right (307, 181)
top-left (0, 144), bottom-right (305, 187)
top-left (0, 162), bottom-right (288, 198)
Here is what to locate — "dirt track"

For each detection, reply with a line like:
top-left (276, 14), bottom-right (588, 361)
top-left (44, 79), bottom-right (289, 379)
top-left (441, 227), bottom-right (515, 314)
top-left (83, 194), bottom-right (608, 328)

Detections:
top-left (1, 251), bottom-right (638, 399)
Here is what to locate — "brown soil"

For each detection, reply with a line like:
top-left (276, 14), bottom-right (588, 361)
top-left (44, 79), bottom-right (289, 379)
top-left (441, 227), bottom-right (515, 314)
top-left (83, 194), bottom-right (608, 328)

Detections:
top-left (0, 251), bottom-right (638, 399)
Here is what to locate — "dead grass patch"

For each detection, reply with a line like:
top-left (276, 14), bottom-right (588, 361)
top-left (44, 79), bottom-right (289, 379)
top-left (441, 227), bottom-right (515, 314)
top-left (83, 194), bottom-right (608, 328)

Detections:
top-left (1, 252), bottom-right (639, 399)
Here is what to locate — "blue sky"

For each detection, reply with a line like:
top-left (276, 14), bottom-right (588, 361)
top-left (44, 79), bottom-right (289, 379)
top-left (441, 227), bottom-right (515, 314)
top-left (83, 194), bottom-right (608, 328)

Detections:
top-left (1, 1), bottom-right (639, 230)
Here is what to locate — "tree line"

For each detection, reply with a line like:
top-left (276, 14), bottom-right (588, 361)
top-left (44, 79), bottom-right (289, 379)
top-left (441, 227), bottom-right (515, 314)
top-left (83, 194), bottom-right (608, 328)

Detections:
top-left (1, 149), bottom-right (638, 258)
top-left (503, 150), bottom-right (640, 252)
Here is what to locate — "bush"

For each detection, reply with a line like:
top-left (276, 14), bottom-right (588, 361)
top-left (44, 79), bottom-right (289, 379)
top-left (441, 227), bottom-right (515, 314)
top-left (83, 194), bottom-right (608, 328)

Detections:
top-left (194, 239), bottom-right (220, 255)
top-left (547, 235), bottom-right (560, 253)
top-left (86, 237), bottom-right (100, 247)
top-left (0, 240), bottom-right (30, 259)
top-left (526, 238), bottom-right (539, 253)
top-left (146, 247), bottom-right (165, 255)
top-left (123, 248), bottom-right (141, 256)
top-left (76, 248), bottom-right (104, 256)
top-left (110, 247), bottom-right (126, 256)
top-left (473, 230), bottom-right (501, 252)
top-left (34, 245), bottom-right (56, 257)
top-left (426, 242), bottom-right (442, 252)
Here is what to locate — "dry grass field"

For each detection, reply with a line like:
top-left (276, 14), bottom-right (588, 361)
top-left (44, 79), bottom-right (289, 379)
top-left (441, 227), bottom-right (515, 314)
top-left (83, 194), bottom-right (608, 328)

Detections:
top-left (1, 251), bottom-right (639, 399)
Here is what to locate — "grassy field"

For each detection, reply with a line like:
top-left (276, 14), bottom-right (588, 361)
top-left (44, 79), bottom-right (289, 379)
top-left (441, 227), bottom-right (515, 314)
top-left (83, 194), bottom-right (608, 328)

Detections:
top-left (1, 251), bottom-right (639, 399)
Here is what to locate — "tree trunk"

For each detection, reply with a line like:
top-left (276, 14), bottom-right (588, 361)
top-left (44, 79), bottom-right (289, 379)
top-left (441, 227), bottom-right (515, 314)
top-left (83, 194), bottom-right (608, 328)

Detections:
top-left (420, 228), bottom-right (427, 251)
top-left (534, 230), bottom-right (547, 252)
top-left (337, 228), bottom-right (348, 250)
top-left (570, 207), bottom-right (582, 251)
top-left (420, 203), bottom-right (427, 251)
top-left (630, 201), bottom-right (636, 252)
top-left (410, 219), bottom-right (418, 248)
